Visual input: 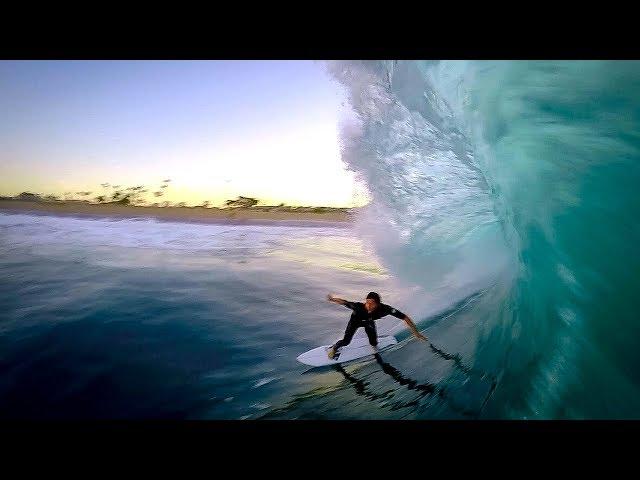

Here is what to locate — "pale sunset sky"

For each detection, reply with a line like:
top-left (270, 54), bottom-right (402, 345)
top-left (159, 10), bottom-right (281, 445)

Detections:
top-left (0, 60), bottom-right (370, 207)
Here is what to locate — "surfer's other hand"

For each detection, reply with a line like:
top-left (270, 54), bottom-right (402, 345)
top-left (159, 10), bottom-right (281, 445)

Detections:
top-left (327, 294), bottom-right (335, 302)
top-left (415, 331), bottom-right (428, 342)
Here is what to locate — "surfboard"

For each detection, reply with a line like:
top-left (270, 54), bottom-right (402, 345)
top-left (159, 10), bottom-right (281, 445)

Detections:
top-left (296, 335), bottom-right (398, 367)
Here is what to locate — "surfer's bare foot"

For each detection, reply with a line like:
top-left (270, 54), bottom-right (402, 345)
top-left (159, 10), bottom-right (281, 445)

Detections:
top-left (327, 347), bottom-right (336, 359)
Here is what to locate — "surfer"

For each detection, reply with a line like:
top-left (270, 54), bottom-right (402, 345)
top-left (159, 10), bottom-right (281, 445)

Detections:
top-left (326, 292), bottom-right (427, 359)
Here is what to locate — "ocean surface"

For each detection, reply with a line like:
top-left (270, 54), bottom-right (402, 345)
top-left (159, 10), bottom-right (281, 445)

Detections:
top-left (2, 60), bottom-right (640, 419)
top-left (0, 211), bottom-right (497, 419)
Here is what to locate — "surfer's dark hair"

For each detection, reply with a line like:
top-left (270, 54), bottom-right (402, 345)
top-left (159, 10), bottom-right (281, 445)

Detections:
top-left (366, 292), bottom-right (381, 304)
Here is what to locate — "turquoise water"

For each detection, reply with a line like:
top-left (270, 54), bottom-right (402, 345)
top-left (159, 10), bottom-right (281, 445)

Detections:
top-left (2, 60), bottom-right (640, 419)
top-left (327, 60), bottom-right (640, 418)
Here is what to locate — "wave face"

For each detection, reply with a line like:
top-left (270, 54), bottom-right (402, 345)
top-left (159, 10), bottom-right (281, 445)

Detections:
top-left (328, 60), bottom-right (640, 418)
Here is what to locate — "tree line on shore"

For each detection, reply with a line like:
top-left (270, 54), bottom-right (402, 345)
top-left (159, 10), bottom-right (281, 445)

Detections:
top-left (2, 179), bottom-right (350, 212)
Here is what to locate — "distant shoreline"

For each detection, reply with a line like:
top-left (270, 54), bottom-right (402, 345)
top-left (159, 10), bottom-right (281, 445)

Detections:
top-left (0, 199), bottom-right (356, 228)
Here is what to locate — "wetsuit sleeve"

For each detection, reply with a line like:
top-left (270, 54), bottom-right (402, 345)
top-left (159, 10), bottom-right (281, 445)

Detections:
top-left (343, 301), bottom-right (359, 311)
top-left (382, 304), bottom-right (406, 319)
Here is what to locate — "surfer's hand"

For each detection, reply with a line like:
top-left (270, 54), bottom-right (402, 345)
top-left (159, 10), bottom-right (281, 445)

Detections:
top-left (327, 294), bottom-right (335, 302)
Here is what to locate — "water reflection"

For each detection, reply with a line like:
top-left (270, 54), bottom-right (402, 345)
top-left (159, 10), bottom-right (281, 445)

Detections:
top-left (262, 343), bottom-right (497, 419)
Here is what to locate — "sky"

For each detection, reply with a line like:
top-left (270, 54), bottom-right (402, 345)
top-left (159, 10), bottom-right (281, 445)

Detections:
top-left (0, 60), bottom-right (370, 207)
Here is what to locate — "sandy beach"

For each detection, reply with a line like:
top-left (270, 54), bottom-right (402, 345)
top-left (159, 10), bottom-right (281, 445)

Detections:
top-left (0, 200), bottom-right (355, 227)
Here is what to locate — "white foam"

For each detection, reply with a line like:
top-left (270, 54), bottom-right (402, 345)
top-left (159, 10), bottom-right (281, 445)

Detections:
top-left (0, 211), bottom-right (349, 253)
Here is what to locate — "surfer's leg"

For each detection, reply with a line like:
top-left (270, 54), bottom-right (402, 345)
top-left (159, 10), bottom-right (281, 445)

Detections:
top-left (364, 321), bottom-right (378, 347)
top-left (333, 319), bottom-right (359, 350)
top-left (328, 319), bottom-right (359, 358)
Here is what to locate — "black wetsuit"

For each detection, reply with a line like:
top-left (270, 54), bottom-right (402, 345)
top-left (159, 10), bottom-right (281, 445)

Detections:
top-left (332, 301), bottom-right (406, 351)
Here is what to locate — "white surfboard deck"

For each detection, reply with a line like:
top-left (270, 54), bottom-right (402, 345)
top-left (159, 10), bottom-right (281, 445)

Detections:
top-left (296, 335), bottom-right (397, 367)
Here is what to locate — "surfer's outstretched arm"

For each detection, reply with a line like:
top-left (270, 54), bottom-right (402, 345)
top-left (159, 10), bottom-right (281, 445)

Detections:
top-left (403, 315), bottom-right (428, 342)
top-left (384, 304), bottom-right (428, 341)
top-left (327, 294), bottom-right (355, 309)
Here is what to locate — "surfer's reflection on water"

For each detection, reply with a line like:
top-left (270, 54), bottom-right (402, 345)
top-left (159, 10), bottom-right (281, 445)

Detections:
top-left (426, 343), bottom-right (498, 413)
top-left (331, 364), bottom-right (395, 402)
top-left (331, 357), bottom-right (433, 413)
top-left (332, 350), bottom-right (491, 418)
top-left (428, 343), bottom-right (497, 383)
top-left (260, 342), bottom-right (497, 419)
top-left (334, 339), bottom-right (498, 417)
